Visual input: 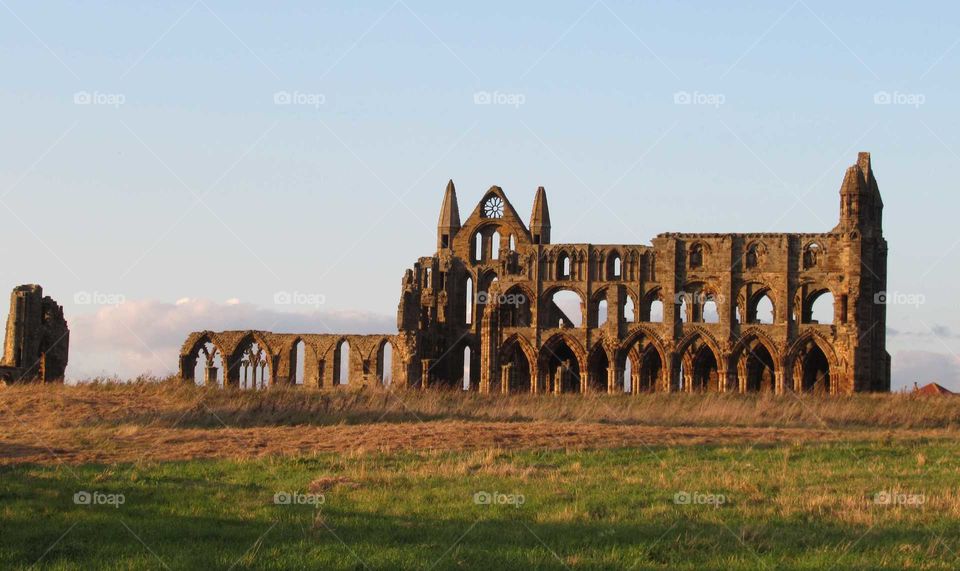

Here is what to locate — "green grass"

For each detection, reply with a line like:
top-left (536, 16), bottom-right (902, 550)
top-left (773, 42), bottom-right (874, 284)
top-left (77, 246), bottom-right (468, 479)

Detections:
top-left (2, 439), bottom-right (958, 570)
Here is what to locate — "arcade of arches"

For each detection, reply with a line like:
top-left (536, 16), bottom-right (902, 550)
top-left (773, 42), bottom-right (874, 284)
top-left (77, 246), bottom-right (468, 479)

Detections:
top-left (180, 153), bottom-right (889, 395)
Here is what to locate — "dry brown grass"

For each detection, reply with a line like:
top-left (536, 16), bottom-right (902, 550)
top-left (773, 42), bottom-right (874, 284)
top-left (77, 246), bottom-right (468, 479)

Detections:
top-left (0, 378), bottom-right (956, 465)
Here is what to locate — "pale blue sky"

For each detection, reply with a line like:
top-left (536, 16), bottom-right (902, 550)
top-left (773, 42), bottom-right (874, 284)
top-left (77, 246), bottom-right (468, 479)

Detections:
top-left (1, 1), bottom-right (957, 387)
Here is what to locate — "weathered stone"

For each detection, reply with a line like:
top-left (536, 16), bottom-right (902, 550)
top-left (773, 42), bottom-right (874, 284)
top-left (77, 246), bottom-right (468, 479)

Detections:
top-left (180, 153), bottom-right (889, 395)
top-left (0, 284), bottom-right (69, 382)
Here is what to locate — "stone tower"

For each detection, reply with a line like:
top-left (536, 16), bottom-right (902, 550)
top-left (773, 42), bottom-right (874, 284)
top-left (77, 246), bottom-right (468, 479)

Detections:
top-left (0, 284), bottom-right (69, 382)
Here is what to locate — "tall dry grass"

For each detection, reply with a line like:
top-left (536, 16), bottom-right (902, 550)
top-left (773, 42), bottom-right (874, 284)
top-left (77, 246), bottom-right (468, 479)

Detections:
top-left (2, 377), bottom-right (958, 431)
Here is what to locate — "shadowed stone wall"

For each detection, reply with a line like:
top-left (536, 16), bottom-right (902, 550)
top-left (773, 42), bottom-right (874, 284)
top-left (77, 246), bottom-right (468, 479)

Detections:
top-left (0, 284), bottom-right (69, 383)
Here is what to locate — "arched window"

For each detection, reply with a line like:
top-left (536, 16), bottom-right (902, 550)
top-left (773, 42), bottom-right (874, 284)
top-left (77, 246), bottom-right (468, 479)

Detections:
top-left (549, 289), bottom-right (582, 328)
top-left (337, 341), bottom-right (350, 385)
top-left (623, 296), bottom-right (636, 323)
top-left (607, 253), bottom-right (622, 280)
top-left (294, 340), bottom-right (305, 385)
top-left (465, 277), bottom-right (473, 325)
top-left (753, 294), bottom-right (774, 324)
top-left (238, 340), bottom-right (269, 390)
top-left (649, 300), bottom-right (664, 322)
top-left (678, 295), bottom-right (689, 323)
top-left (193, 341), bottom-right (223, 387)
top-left (462, 346), bottom-right (472, 390)
top-left (378, 341), bottom-right (393, 386)
top-left (623, 356), bottom-right (633, 393)
top-left (640, 290), bottom-right (664, 323)
top-left (745, 242), bottom-right (766, 269)
top-left (803, 242), bottom-right (822, 269)
top-left (702, 298), bottom-right (719, 323)
top-left (492, 232), bottom-right (501, 260)
top-left (509, 234), bottom-right (516, 251)
top-left (474, 232), bottom-right (483, 262)
top-left (556, 252), bottom-right (571, 280)
top-left (689, 244), bottom-right (704, 269)
top-left (597, 300), bottom-right (608, 327)
top-left (810, 292), bottom-right (834, 324)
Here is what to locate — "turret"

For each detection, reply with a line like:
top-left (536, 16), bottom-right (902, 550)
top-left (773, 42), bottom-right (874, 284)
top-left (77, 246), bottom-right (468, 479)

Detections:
top-left (529, 186), bottom-right (551, 245)
top-left (837, 152), bottom-right (882, 237)
top-left (437, 179), bottom-right (461, 250)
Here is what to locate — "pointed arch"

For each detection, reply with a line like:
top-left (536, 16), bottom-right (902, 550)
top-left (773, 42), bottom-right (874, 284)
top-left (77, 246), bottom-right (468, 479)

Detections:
top-left (788, 331), bottom-right (841, 394)
top-left (540, 332), bottom-right (587, 394)
top-left (500, 333), bottom-right (536, 394)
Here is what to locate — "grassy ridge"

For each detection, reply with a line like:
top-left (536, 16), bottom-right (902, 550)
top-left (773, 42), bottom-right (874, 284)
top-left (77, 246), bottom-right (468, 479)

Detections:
top-left (1, 441), bottom-right (956, 570)
top-left (4, 378), bottom-right (959, 430)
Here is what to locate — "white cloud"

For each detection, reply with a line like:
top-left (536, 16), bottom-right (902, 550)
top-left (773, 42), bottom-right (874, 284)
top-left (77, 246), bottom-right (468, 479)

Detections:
top-left (67, 298), bottom-right (394, 380)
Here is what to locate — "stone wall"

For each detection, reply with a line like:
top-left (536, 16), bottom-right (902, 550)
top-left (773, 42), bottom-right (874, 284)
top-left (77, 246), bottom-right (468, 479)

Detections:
top-left (179, 152), bottom-right (889, 395)
top-left (398, 153), bottom-right (888, 395)
top-left (0, 284), bottom-right (69, 382)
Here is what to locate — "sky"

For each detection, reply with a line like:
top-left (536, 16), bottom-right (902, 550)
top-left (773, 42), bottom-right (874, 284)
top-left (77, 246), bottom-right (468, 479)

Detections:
top-left (1, 1), bottom-right (958, 388)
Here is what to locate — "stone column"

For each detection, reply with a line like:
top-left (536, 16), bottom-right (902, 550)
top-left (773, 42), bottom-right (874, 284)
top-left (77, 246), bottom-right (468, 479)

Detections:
top-left (421, 359), bottom-right (433, 390)
top-left (631, 372), bottom-right (640, 395)
top-left (501, 363), bottom-right (512, 395)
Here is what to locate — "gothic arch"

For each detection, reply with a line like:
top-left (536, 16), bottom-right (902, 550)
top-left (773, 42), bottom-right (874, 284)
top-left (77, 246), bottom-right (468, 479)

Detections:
top-left (676, 332), bottom-right (722, 393)
top-left (539, 332), bottom-right (586, 394)
top-left (787, 330), bottom-right (841, 394)
top-left (787, 331), bottom-right (839, 368)
top-left (675, 327), bottom-right (724, 367)
top-left (738, 281), bottom-right (777, 325)
top-left (181, 331), bottom-right (227, 363)
top-left (499, 334), bottom-right (535, 394)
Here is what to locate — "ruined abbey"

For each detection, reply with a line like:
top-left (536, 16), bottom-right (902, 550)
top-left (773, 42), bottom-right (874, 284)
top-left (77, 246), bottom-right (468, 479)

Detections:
top-left (0, 284), bottom-right (69, 383)
top-left (180, 152), bottom-right (889, 395)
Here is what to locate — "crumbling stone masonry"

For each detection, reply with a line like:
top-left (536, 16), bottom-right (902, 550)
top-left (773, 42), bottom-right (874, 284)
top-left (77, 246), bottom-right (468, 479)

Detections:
top-left (180, 152), bottom-right (889, 395)
top-left (0, 284), bottom-right (69, 382)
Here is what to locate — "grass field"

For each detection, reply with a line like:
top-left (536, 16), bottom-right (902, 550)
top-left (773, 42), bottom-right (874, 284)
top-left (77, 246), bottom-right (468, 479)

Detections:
top-left (1, 381), bottom-right (959, 569)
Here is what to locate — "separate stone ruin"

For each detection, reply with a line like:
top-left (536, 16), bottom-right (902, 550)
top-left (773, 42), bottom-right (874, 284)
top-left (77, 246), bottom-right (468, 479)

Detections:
top-left (0, 284), bottom-right (69, 383)
top-left (181, 152), bottom-right (889, 395)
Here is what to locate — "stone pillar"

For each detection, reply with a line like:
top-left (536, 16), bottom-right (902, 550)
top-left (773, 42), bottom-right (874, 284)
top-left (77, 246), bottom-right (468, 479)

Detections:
top-left (774, 368), bottom-right (785, 395)
top-left (606, 365), bottom-right (616, 394)
top-left (421, 359), bottom-right (433, 390)
top-left (501, 363), bottom-right (512, 395)
top-left (631, 372), bottom-right (640, 395)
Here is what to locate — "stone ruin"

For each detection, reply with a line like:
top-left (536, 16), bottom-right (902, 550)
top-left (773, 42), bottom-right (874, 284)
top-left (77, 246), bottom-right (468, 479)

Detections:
top-left (180, 152), bottom-right (889, 395)
top-left (0, 284), bottom-right (69, 383)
